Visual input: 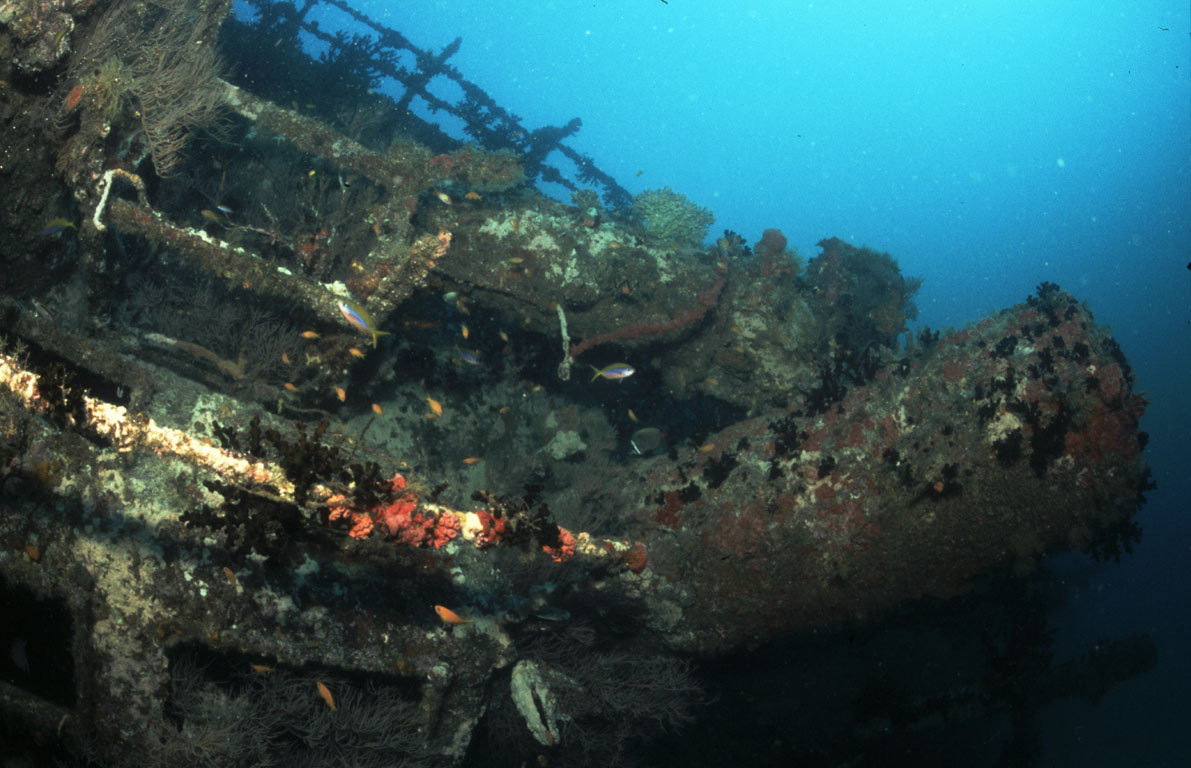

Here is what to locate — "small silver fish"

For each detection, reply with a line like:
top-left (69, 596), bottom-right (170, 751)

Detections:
top-left (532, 605), bottom-right (571, 622)
top-left (31, 300), bottom-right (54, 321)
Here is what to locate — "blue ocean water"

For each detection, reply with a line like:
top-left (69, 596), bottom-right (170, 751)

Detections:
top-left (272, 1), bottom-right (1191, 764)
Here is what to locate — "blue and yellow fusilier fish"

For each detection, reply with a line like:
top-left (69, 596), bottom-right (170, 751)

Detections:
top-left (337, 298), bottom-right (391, 348)
top-left (590, 363), bottom-right (635, 382)
top-left (39, 218), bottom-right (76, 236)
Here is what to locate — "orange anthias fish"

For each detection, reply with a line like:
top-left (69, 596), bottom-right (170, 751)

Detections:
top-left (317, 681), bottom-right (336, 710)
top-left (426, 396), bottom-right (443, 417)
top-left (434, 605), bottom-right (470, 625)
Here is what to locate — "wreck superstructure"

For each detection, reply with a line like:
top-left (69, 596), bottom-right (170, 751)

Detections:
top-left (0, 1), bottom-right (1153, 765)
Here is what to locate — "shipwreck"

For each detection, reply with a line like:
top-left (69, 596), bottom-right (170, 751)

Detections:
top-left (0, 1), bottom-right (1152, 765)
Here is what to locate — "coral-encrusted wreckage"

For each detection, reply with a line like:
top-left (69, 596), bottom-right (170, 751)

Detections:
top-left (0, 0), bottom-right (1153, 765)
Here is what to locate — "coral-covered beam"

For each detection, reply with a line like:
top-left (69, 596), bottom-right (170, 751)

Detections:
top-left (104, 198), bottom-right (345, 323)
top-left (325, 473), bottom-right (624, 562)
top-left (0, 347), bottom-right (283, 489)
top-left (0, 347), bottom-right (637, 563)
top-left (218, 79), bottom-right (409, 190)
top-left (102, 197), bottom-right (447, 348)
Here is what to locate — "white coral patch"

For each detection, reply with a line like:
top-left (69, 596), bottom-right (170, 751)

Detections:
top-left (986, 409), bottom-right (1023, 443)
